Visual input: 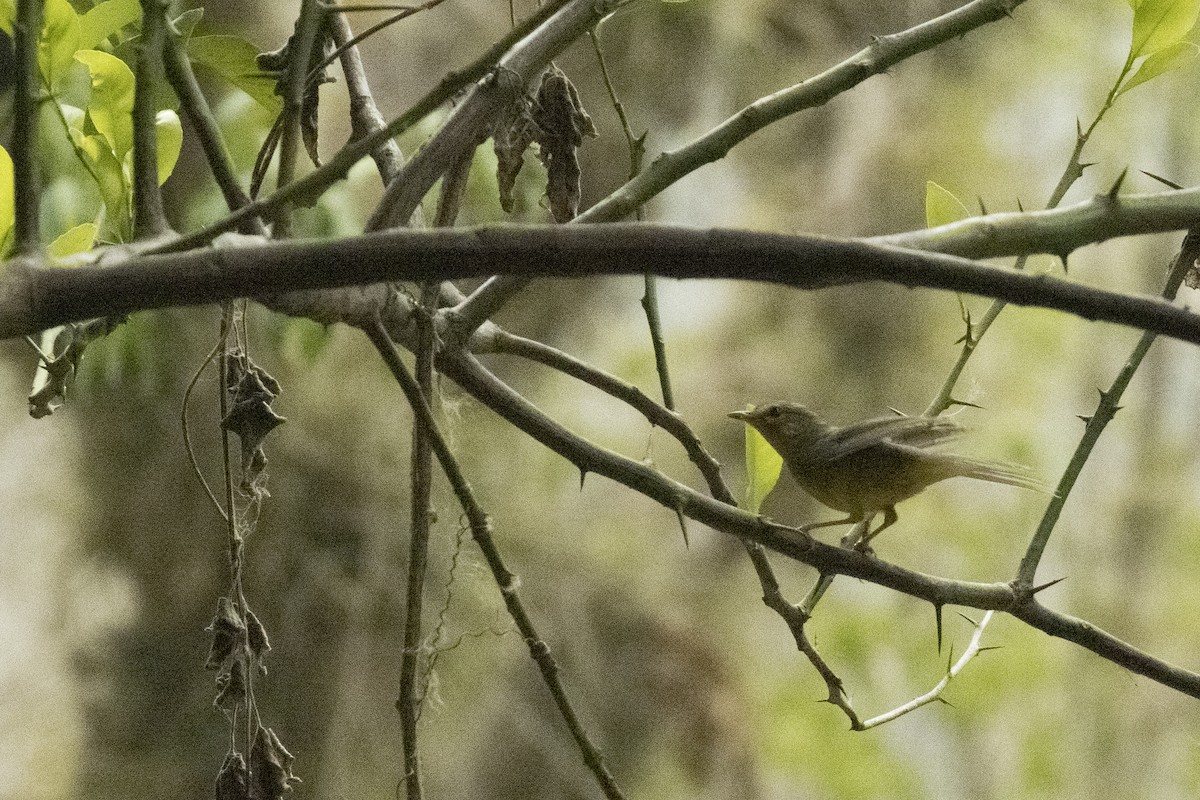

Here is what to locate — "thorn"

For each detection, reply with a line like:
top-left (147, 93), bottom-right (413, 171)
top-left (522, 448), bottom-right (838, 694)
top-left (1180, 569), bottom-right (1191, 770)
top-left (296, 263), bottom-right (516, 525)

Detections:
top-left (934, 603), bottom-right (944, 652)
top-left (1106, 167), bottom-right (1129, 200)
top-left (1077, 414), bottom-right (1093, 424)
top-left (936, 696), bottom-right (957, 709)
top-left (1016, 197), bottom-right (1025, 212)
top-left (946, 644), bottom-right (956, 672)
top-left (1141, 169), bottom-right (1183, 190)
top-left (1031, 575), bottom-right (1067, 595)
top-left (976, 645), bottom-right (1004, 654)
top-left (886, 406), bottom-right (908, 417)
top-left (955, 611), bottom-right (980, 625)
top-left (1060, 252), bottom-right (1070, 273)
top-left (1076, 118), bottom-right (1084, 141)
top-left (977, 197), bottom-right (988, 215)
top-left (675, 505), bottom-right (690, 548)
top-left (947, 397), bottom-right (984, 410)
top-left (579, 469), bottom-right (588, 490)
top-left (1078, 161), bottom-right (1096, 172)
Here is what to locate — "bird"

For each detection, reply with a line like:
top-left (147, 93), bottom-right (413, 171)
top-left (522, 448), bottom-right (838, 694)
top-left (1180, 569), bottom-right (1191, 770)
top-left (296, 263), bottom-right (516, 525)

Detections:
top-left (728, 402), bottom-right (1048, 544)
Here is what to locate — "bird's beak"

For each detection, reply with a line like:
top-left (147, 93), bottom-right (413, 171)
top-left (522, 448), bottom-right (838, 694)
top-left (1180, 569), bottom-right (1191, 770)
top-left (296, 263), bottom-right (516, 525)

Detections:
top-left (727, 409), bottom-right (751, 421)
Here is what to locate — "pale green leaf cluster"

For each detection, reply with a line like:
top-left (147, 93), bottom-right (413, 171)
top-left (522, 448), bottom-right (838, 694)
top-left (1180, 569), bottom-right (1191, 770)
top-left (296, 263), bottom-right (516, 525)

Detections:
top-left (0, 0), bottom-right (273, 253)
top-left (1117, 0), bottom-right (1200, 96)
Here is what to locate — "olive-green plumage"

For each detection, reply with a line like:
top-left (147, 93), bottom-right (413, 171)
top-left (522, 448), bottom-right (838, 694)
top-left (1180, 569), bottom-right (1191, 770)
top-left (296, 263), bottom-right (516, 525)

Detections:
top-left (729, 402), bottom-right (1047, 541)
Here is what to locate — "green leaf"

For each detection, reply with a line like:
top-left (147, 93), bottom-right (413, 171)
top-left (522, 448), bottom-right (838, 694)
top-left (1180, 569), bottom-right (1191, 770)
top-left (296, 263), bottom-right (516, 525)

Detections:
top-left (48, 222), bottom-right (98, 262)
top-left (0, 145), bottom-right (13, 258)
top-left (925, 181), bottom-right (970, 228)
top-left (744, 420), bottom-right (783, 514)
top-left (0, 0), bottom-right (12, 35)
top-left (1118, 40), bottom-right (1200, 94)
top-left (41, 0), bottom-right (81, 88)
top-left (154, 110), bottom-right (183, 184)
top-left (75, 49), bottom-right (136, 160)
top-left (78, 0), bottom-right (141, 50)
top-left (79, 133), bottom-right (131, 242)
top-left (186, 35), bottom-right (282, 114)
top-left (1130, 0), bottom-right (1200, 59)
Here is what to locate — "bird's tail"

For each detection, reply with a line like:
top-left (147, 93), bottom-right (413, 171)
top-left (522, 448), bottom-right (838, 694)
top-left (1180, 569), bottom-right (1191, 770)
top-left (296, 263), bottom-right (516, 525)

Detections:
top-left (952, 457), bottom-right (1055, 494)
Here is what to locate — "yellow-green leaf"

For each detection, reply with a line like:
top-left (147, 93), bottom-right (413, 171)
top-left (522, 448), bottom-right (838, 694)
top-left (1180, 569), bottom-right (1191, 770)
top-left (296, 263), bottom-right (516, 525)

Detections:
top-left (78, 0), bottom-right (141, 50)
top-left (155, 110), bottom-right (183, 185)
top-left (0, 0), bottom-right (12, 35)
top-left (75, 50), bottom-right (136, 160)
top-left (48, 223), bottom-right (98, 262)
top-left (79, 133), bottom-right (130, 242)
top-left (1118, 40), bottom-right (1199, 95)
top-left (925, 181), bottom-right (971, 229)
top-left (1130, 0), bottom-right (1200, 59)
top-left (41, 0), bottom-right (81, 88)
top-left (744, 419), bottom-right (783, 514)
top-left (0, 145), bottom-right (13, 258)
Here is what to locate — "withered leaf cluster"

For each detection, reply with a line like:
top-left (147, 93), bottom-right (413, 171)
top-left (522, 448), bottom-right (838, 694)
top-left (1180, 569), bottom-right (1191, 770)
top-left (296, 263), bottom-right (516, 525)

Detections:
top-left (214, 726), bottom-right (300, 800)
top-left (492, 65), bottom-right (597, 222)
top-left (221, 353), bottom-right (286, 498)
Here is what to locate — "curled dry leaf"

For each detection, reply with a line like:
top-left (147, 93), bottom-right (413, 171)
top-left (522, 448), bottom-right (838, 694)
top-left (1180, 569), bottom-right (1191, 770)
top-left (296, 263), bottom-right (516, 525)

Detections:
top-left (531, 65), bottom-right (597, 222)
top-left (205, 597), bottom-right (246, 670)
top-left (246, 607), bottom-right (271, 675)
top-left (250, 725), bottom-right (301, 800)
top-left (215, 751), bottom-right (250, 800)
top-left (214, 658), bottom-right (247, 711)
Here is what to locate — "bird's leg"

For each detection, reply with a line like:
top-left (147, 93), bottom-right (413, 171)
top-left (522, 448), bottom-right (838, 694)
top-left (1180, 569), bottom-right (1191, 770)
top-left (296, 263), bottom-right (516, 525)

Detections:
top-left (858, 507), bottom-right (898, 551)
top-left (800, 516), bottom-right (864, 534)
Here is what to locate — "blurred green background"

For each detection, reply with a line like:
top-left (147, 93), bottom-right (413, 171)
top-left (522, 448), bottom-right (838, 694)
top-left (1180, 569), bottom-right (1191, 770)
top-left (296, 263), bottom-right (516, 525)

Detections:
top-left (4, 0), bottom-right (1200, 798)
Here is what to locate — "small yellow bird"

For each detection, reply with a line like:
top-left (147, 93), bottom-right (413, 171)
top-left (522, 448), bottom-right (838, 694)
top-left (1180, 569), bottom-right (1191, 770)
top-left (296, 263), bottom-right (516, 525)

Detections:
top-left (729, 403), bottom-right (1048, 543)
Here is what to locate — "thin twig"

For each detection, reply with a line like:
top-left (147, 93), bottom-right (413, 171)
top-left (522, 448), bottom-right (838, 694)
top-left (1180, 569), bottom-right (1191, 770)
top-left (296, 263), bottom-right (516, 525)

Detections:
top-left (858, 612), bottom-right (995, 729)
top-left (182, 336), bottom-right (230, 522)
top-left (161, 11), bottom-right (265, 232)
top-left (1015, 230), bottom-right (1200, 586)
top-left (578, 0), bottom-right (1028, 224)
top-left (365, 321), bottom-right (627, 800)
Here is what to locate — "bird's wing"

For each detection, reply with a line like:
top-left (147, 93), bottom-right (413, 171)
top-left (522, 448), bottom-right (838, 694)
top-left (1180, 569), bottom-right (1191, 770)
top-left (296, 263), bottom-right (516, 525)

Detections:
top-left (814, 415), bottom-right (965, 461)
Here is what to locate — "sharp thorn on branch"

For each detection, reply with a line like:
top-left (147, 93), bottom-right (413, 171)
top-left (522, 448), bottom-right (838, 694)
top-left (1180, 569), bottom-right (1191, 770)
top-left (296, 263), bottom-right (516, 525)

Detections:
top-left (1141, 169), bottom-right (1183, 190)
top-left (1031, 575), bottom-right (1067, 595)
top-left (1106, 167), bottom-right (1129, 199)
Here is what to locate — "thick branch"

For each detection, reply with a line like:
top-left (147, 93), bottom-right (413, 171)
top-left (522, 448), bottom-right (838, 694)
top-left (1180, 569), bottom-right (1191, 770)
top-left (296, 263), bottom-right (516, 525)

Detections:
top-left (12, 0), bottom-right (44, 253)
top-left (873, 186), bottom-right (1200, 259)
top-left (437, 351), bottom-right (1200, 699)
top-left (13, 226), bottom-right (1200, 349)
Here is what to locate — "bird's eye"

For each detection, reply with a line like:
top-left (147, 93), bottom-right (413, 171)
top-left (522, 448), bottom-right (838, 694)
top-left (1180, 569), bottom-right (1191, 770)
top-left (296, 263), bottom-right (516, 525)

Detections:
top-left (766, 406), bottom-right (780, 417)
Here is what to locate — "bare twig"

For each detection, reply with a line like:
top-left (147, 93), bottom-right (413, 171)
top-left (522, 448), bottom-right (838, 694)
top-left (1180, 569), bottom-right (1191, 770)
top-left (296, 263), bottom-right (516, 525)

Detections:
top-left (858, 612), bottom-right (996, 729)
top-left (365, 321), bottom-right (627, 800)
